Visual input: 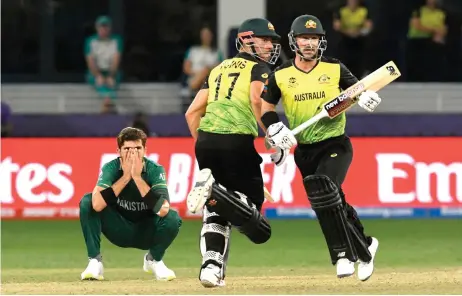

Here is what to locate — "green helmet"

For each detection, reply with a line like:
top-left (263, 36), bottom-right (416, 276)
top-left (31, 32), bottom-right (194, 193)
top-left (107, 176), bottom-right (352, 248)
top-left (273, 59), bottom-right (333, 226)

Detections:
top-left (288, 15), bottom-right (327, 61)
top-left (236, 18), bottom-right (281, 65)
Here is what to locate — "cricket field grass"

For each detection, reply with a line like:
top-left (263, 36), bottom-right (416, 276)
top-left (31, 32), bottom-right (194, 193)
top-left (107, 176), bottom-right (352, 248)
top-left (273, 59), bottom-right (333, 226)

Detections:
top-left (2, 219), bottom-right (462, 294)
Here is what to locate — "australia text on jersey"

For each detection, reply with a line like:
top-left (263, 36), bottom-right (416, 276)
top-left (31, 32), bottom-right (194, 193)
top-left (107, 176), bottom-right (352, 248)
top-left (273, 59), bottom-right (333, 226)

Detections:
top-left (294, 91), bottom-right (326, 102)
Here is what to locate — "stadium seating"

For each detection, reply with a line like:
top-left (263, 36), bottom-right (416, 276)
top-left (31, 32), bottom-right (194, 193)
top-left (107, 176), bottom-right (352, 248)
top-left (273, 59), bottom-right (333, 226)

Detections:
top-left (2, 83), bottom-right (462, 114)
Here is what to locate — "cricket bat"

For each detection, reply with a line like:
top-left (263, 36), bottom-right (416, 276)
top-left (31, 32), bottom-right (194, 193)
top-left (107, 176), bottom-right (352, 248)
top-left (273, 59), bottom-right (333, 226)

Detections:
top-left (263, 186), bottom-right (275, 203)
top-left (291, 61), bottom-right (401, 136)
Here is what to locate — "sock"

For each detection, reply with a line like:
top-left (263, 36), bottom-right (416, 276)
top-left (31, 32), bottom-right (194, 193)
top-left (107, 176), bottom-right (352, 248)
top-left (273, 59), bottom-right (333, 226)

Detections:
top-left (90, 254), bottom-right (102, 262)
top-left (146, 252), bottom-right (154, 261)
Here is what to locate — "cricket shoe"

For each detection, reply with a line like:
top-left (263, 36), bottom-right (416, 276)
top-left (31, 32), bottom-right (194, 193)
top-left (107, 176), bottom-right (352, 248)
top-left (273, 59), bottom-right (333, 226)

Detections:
top-left (81, 258), bottom-right (104, 280)
top-left (187, 168), bottom-right (214, 214)
top-left (200, 264), bottom-right (225, 288)
top-left (336, 258), bottom-right (355, 278)
top-left (143, 253), bottom-right (176, 281)
top-left (357, 237), bottom-right (379, 281)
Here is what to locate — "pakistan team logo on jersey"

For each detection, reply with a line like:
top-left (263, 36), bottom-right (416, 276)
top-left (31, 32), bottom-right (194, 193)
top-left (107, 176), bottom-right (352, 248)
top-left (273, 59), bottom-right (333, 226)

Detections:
top-left (318, 74), bottom-right (330, 84)
top-left (288, 77), bottom-right (298, 88)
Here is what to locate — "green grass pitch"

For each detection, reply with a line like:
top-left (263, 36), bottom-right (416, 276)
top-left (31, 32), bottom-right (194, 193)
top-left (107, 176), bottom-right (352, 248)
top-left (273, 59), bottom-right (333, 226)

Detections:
top-left (2, 219), bottom-right (462, 294)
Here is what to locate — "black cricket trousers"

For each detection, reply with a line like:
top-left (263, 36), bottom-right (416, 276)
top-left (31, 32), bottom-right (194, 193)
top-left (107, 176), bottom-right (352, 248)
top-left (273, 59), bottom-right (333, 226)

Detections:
top-left (195, 131), bottom-right (265, 211)
top-left (294, 134), bottom-right (372, 246)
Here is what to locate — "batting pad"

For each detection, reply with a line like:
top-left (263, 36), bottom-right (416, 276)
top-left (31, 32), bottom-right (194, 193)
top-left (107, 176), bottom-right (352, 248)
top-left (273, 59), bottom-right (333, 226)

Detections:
top-left (206, 183), bottom-right (271, 244)
top-left (304, 174), bottom-right (358, 264)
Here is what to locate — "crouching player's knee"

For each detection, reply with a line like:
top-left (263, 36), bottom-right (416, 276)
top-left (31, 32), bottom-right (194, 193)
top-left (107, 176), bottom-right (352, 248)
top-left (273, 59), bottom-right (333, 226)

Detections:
top-left (160, 209), bottom-right (182, 233)
top-left (79, 193), bottom-right (94, 215)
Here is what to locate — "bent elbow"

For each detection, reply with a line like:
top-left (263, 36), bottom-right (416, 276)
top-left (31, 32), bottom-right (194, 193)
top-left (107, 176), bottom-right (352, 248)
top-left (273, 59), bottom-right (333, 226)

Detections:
top-left (185, 107), bottom-right (195, 120)
top-left (251, 97), bottom-right (262, 109)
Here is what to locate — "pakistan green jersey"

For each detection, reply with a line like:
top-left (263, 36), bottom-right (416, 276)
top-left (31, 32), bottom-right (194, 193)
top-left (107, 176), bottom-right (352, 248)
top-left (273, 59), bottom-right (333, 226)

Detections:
top-left (263, 57), bottom-right (358, 144)
top-left (97, 157), bottom-right (169, 222)
top-left (198, 52), bottom-right (271, 137)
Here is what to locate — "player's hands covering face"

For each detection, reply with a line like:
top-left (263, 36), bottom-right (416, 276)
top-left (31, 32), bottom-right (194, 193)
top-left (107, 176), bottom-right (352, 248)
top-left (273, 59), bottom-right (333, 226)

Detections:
top-left (121, 149), bottom-right (133, 179)
top-left (131, 149), bottom-right (144, 178)
top-left (358, 90), bottom-right (381, 112)
top-left (266, 122), bottom-right (297, 150)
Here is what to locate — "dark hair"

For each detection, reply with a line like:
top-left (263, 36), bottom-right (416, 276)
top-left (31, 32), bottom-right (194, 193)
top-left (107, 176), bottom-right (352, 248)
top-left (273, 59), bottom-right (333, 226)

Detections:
top-left (199, 25), bottom-right (217, 49)
top-left (117, 127), bottom-right (147, 148)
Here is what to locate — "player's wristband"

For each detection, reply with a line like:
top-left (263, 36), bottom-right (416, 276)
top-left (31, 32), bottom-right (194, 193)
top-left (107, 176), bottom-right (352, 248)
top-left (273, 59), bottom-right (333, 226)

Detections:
top-left (100, 187), bottom-right (117, 206)
top-left (143, 190), bottom-right (161, 209)
top-left (261, 111), bottom-right (280, 129)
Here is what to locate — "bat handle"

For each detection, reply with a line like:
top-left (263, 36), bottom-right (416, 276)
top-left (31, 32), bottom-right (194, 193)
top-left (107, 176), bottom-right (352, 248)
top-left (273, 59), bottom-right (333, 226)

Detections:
top-left (291, 111), bottom-right (326, 136)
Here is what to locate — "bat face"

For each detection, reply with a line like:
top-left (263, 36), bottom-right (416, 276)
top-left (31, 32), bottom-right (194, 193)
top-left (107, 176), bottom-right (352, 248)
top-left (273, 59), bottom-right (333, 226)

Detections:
top-left (324, 82), bottom-right (366, 118)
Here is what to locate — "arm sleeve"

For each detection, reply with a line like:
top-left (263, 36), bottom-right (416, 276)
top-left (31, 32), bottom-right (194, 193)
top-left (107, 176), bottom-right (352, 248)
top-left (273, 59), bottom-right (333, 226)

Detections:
top-left (84, 37), bottom-right (92, 56)
top-left (147, 166), bottom-right (169, 193)
top-left (96, 162), bottom-right (118, 188)
top-left (251, 63), bottom-right (271, 83)
top-left (443, 11), bottom-right (448, 25)
top-left (333, 9), bottom-right (341, 20)
top-left (115, 35), bottom-right (123, 53)
top-left (150, 187), bottom-right (170, 213)
top-left (262, 73), bottom-right (282, 105)
top-left (201, 75), bottom-right (210, 89)
top-left (339, 62), bottom-right (359, 90)
top-left (184, 48), bottom-right (191, 60)
top-left (147, 165), bottom-right (170, 213)
top-left (364, 8), bottom-right (370, 20)
top-left (217, 50), bottom-right (224, 62)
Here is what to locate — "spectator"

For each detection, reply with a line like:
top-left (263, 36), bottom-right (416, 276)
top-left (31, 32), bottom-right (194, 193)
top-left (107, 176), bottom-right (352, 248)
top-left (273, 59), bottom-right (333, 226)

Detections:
top-left (181, 26), bottom-right (223, 108)
top-left (406, 0), bottom-right (448, 81)
top-left (131, 112), bottom-right (151, 137)
top-left (85, 16), bottom-right (123, 113)
top-left (333, 0), bottom-right (373, 78)
top-left (1, 102), bottom-right (13, 137)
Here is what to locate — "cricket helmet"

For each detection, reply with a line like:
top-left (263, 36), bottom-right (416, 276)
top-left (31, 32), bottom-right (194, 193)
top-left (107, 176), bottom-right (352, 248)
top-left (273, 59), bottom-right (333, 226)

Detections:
top-left (236, 18), bottom-right (281, 65)
top-left (288, 15), bottom-right (327, 61)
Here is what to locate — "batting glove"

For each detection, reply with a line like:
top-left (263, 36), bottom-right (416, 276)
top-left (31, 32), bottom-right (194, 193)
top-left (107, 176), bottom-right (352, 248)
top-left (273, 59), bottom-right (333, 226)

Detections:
top-left (270, 146), bottom-right (289, 166)
top-left (266, 122), bottom-right (297, 150)
top-left (358, 90), bottom-right (382, 112)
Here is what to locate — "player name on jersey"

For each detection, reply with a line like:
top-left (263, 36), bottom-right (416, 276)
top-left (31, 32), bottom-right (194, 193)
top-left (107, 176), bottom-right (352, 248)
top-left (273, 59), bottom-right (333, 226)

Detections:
top-left (220, 59), bottom-right (248, 70)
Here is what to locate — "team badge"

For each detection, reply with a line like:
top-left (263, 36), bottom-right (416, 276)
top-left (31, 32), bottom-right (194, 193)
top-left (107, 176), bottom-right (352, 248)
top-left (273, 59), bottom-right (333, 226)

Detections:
top-left (305, 20), bottom-right (317, 29)
top-left (318, 74), bottom-right (331, 84)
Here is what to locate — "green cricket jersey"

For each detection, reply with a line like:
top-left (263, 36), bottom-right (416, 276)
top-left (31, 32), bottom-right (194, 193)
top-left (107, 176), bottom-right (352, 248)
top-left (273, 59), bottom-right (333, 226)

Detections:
top-left (97, 157), bottom-right (169, 222)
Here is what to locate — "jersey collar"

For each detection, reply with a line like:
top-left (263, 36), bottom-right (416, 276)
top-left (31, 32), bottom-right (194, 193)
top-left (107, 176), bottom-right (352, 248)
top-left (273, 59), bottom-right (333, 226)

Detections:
top-left (236, 52), bottom-right (259, 63)
top-left (291, 58), bottom-right (320, 75)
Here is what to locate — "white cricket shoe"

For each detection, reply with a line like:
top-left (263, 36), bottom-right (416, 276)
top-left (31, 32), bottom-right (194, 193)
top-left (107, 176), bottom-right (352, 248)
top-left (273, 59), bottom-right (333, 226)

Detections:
top-left (200, 264), bottom-right (225, 288)
top-left (336, 258), bottom-right (355, 278)
top-left (143, 254), bottom-right (176, 281)
top-left (358, 237), bottom-right (379, 281)
top-left (81, 258), bottom-right (104, 280)
top-left (187, 168), bottom-right (214, 213)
